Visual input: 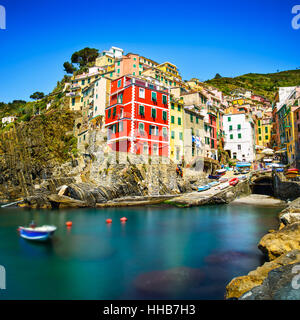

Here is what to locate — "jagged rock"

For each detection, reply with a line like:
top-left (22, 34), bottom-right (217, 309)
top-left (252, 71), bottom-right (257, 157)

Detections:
top-left (225, 191), bottom-right (235, 203)
top-left (48, 194), bottom-right (88, 208)
top-left (281, 212), bottom-right (300, 226)
top-left (258, 222), bottom-right (300, 261)
top-left (279, 198), bottom-right (300, 225)
top-left (226, 250), bottom-right (300, 299)
top-left (240, 261), bottom-right (300, 300)
top-left (58, 185), bottom-right (69, 196)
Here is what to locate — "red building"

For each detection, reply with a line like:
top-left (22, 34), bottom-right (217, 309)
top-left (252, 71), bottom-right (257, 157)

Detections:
top-left (105, 75), bottom-right (170, 157)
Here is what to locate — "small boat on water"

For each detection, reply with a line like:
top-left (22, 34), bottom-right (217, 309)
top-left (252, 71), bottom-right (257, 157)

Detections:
top-left (18, 225), bottom-right (57, 241)
top-left (198, 185), bottom-right (211, 192)
top-left (208, 175), bottom-right (221, 180)
top-left (229, 178), bottom-right (239, 186)
top-left (219, 177), bottom-right (228, 183)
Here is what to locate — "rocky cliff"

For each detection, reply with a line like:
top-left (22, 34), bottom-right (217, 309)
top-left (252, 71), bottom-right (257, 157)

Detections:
top-left (0, 110), bottom-right (206, 208)
top-left (0, 110), bottom-right (78, 201)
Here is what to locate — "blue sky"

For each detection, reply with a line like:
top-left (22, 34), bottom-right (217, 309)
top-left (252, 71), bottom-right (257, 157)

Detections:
top-left (0, 0), bottom-right (299, 102)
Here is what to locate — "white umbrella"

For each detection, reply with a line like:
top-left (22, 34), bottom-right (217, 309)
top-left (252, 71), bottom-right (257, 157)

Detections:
top-left (262, 148), bottom-right (274, 156)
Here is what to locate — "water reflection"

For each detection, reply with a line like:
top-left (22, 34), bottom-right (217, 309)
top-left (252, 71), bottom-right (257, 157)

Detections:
top-left (0, 204), bottom-right (281, 299)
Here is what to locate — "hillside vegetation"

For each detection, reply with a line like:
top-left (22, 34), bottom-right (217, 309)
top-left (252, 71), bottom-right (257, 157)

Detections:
top-left (205, 69), bottom-right (300, 100)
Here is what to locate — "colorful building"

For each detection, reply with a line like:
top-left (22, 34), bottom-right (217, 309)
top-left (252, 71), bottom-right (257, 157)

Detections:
top-left (169, 95), bottom-right (184, 163)
top-left (105, 75), bottom-right (170, 157)
top-left (255, 110), bottom-right (272, 148)
top-left (273, 87), bottom-right (300, 164)
top-left (183, 105), bottom-right (205, 164)
top-left (223, 111), bottom-right (256, 162)
top-left (294, 106), bottom-right (300, 169)
top-left (142, 62), bottom-right (187, 89)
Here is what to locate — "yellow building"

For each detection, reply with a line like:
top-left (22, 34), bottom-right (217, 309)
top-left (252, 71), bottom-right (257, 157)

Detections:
top-left (256, 112), bottom-right (272, 147)
top-left (95, 55), bottom-right (115, 68)
top-left (169, 96), bottom-right (184, 163)
top-left (142, 61), bottom-right (187, 89)
top-left (186, 78), bottom-right (205, 91)
top-left (67, 67), bottom-right (112, 110)
top-left (157, 62), bottom-right (181, 79)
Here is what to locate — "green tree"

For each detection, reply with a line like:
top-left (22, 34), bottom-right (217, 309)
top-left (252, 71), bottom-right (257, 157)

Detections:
top-left (30, 92), bottom-right (45, 100)
top-left (63, 62), bottom-right (77, 74)
top-left (71, 47), bottom-right (99, 67)
top-left (214, 73), bottom-right (222, 79)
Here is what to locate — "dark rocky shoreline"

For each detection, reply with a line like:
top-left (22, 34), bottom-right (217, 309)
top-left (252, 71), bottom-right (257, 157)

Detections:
top-left (226, 197), bottom-right (300, 300)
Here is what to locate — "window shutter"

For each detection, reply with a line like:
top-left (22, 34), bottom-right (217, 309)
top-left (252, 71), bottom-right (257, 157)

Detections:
top-left (152, 109), bottom-right (156, 118)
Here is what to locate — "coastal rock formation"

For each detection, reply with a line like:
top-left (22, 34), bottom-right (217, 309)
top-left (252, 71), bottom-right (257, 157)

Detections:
top-left (240, 259), bottom-right (300, 300)
top-left (0, 110), bottom-right (78, 201)
top-left (226, 250), bottom-right (300, 299)
top-left (166, 180), bottom-right (251, 207)
top-left (258, 222), bottom-right (300, 261)
top-left (280, 197), bottom-right (300, 225)
top-left (0, 111), bottom-right (203, 208)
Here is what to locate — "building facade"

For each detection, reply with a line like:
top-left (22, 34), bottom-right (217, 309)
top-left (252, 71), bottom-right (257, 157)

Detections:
top-left (105, 75), bottom-right (170, 157)
top-left (224, 113), bottom-right (255, 162)
top-left (183, 105), bottom-right (205, 164)
top-left (169, 96), bottom-right (184, 163)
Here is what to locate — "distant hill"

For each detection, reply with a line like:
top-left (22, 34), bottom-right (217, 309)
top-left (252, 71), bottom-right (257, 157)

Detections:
top-left (205, 69), bottom-right (300, 101)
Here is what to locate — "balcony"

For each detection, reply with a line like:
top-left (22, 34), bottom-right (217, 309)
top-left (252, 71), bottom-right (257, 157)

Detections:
top-left (70, 84), bottom-right (81, 90)
top-left (66, 92), bottom-right (80, 97)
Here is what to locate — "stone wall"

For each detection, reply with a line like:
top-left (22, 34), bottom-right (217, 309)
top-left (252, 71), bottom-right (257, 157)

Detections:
top-left (273, 173), bottom-right (300, 201)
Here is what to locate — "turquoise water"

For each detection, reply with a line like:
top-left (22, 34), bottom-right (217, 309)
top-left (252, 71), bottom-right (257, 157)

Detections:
top-left (0, 204), bottom-right (282, 300)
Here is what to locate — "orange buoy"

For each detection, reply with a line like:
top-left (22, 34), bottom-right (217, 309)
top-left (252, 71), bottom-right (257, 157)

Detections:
top-left (106, 219), bottom-right (112, 224)
top-left (120, 217), bottom-right (128, 222)
top-left (66, 221), bottom-right (73, 227)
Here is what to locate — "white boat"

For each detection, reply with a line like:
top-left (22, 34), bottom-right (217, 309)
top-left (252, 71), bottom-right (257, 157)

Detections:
top-left (18, 225), bottom-right (57, 241)
top-left (219, 182), bottom-right (230, 190)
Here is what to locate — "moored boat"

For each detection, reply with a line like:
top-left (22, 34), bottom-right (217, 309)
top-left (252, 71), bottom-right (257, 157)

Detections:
top-left (198, 185), bottom-right (211, 192)
top-left (18, 225), bottom-right (57, 241)
top-left (229, 178), bottom-right (239, 186)
top-left (208, 175), bottom-right (221, 180)
top-left (216, 169), bottom-right (226, 176)
top-left (219, 177), bottom-right (228, 183)
top-left (287, 168), bottom-right (299, 174)
top-left (219, 182), bottom-right (230, 190)
top-left (208, 181), bottom-right (219, 187)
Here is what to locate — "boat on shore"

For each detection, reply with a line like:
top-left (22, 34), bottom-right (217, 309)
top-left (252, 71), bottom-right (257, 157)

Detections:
top-left (198, 185), bottom-right (211, 192)
top-left (208, 181), bottom-right (219, 187)
top-left (229, 178), bottom-right (239, 186)
top-left (219, 182), bottom-right (230, 190)
top-left (208, 174), bottom-right (221, 180)
top-left (18, 225), bottom-right (57, 241)
top-left (216, 169), bottom-right (226, 176)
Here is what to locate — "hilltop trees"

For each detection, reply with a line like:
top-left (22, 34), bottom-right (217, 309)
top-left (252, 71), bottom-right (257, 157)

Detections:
top-left (63, 62), bottom-right (77, 74)
top-left (63, 47), bottom-right (99, 75)
top-left (71, 47), bottom-right (99, 67)
top-left (30, 92), bottom-right (45, 100)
